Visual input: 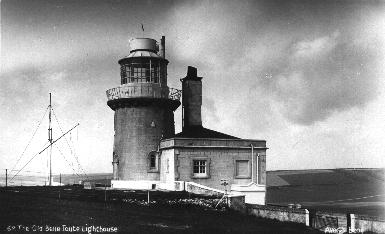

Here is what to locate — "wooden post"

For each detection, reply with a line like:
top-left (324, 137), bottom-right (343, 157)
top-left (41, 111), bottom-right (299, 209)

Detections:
top-left (104, 177), bottom-right (107, 202)
top-left (147, 190), bottom-right (150, 205)
top-left (59, 173), bottom-right (61, 200)
top-left (5, 169), bottom-right (7, 188)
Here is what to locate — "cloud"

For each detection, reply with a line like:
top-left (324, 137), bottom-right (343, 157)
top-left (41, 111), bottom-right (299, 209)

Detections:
top-left (293, 31), bottom-right (339, 58)
top-left (255, 31), bottom-right (381, 125)
top-left (202, 96), bottom-right (219, 126)
top-left (164, 1), bottom-right (382, 130)
top-left (165, 0), bottom-right (257, 69)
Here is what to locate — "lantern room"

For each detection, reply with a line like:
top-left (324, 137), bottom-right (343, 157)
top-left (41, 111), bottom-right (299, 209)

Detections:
top-left (118, 37), bottom-right (168, 85)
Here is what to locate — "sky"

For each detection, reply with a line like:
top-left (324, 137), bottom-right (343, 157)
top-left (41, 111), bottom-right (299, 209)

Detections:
top-left (1, 0), bottom-right (384, 179)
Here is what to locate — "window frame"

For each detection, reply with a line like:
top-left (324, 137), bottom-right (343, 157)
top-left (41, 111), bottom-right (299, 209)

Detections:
top-left (120, 60), bottom-right (161, 84)
top-left (147, 151), bottom-right (159, 173)
top-left (234, 159), bottom-right (251, 179)
top-left (150, 154), bottom-right (156, 169)
top-left (191, 157), bottom-right (210, 179)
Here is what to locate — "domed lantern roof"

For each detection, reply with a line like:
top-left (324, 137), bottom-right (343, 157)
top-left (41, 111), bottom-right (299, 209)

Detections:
top-left (129, 38), bottom-right (158, 52)
top-left (120, 38), bottom-right (163, 60)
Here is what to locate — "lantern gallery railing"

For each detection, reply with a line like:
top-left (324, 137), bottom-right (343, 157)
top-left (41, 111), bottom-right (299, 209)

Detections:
top-left (169, 88), bottom-right (182, 101)
top-left (106, 84), bottom-right (181, 102)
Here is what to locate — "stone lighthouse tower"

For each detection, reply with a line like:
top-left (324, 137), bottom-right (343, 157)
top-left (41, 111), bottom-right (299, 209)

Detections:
top-left (106, 37), bottom-right (181, 187)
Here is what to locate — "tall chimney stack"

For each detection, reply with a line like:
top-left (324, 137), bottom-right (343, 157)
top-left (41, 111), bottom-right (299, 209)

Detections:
top-left (160, 36), bottom-right (166, 58)
top-left (181, 66), bottom-right (202, 129)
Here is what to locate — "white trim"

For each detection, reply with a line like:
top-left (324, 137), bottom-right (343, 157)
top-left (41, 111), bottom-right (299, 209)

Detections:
top-left (256, 153), bottom-right (259, 184)
top-left (111, 180), bottom-right (159, 190)
top-left (161, 145), bottom-right (268, 150)
top-left (162, 137), bottom-right (266, 142)
top-left (251, 144), bottom-right (254, 183)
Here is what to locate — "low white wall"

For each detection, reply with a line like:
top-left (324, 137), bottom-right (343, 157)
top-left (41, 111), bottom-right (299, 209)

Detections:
top-left (111, 180), bottom-right (266, 205)
top-left (231, 183), bottom-right (266, 205)
top-left (111, 180), bottom-right (159, 190)
top-left (157, 182), bottom-right (174, 191)
top-left (112, 180), bottom-right (186, 191)
top-left (242, 190), bottom-right (265, 205)
top-left (157, 181), bottom-right (185, 191)
top-left (185, 182), bottom-right (225, 196)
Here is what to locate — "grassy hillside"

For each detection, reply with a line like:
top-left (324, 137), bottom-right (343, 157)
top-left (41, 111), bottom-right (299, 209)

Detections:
top-left (266, 168), bottom-right (385, 217)
top-left (267, 168), bottom-right (385, 187)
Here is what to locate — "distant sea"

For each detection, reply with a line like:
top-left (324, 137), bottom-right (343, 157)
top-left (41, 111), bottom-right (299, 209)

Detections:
top-left (0, 175), bottom-right (48, 186)
top-left (0, 173), bottom-right (112, 186)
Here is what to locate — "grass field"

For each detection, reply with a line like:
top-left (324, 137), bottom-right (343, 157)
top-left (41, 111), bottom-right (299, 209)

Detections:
top-left (2, 167), bottom-right (383, 232)
top-left (0, 186), bottom-right (321, 234)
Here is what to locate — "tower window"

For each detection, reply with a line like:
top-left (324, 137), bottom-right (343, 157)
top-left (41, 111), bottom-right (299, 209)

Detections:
top-left (148, 151), bottom-right (159, 172)
top-left (150, 154), bottom-right (156, 169)
top-left (121, 66), bottom-right (127, 84)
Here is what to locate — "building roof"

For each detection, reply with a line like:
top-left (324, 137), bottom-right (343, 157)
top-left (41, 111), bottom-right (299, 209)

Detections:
top-left (173, 125), bottom-right (239, 139)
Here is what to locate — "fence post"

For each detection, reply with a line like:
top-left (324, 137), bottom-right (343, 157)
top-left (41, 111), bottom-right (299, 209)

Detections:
top-left (59, 173), bottom-right (61, 200)
top-left (305, 209), bottom-right (310, 226)
top-left (104, 177), bottom-right (107, 202)
top-left (348, 214), bottom-right (355, 233)
top-left (5, 169), bottom-right (8, 188)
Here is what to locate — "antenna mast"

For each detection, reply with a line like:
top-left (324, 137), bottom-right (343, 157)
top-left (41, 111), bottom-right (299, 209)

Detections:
top-left (48, 93), bottom-right (53, 186)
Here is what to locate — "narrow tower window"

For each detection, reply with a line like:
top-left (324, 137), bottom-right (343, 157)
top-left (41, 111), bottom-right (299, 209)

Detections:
top-left (148, 151), bottom-right (159, 172)
top-left (150, 154), bottom-right (156, 169)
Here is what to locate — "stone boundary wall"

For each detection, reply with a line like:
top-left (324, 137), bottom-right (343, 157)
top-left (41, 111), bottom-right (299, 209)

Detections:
top-left (353, 214), bottom-right (385, 233)
top-left (228, 195), bottom-right (246, 213)
top-left (245, 203), bottom-right (309, 225)
top-left (229, 196), bottom-right (385, 233)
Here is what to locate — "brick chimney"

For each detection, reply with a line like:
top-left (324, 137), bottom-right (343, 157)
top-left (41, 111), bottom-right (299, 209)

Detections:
top-left (181, 66), bottom-right (202, 129)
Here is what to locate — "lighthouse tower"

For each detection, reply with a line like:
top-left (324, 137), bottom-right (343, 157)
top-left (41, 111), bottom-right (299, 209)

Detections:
top-left (106, 37), bottom-right (181, 188)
